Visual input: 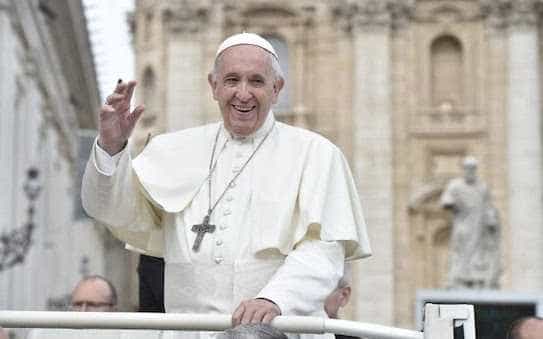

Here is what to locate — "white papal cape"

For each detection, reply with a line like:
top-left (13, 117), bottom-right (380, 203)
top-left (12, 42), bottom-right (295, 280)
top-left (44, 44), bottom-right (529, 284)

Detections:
top-left (82, 113), bottom-right (371, 339)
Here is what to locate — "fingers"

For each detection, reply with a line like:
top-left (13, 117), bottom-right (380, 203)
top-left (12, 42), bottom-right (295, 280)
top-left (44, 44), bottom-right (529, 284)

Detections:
top-left (105, 93), bottom-right (124, 106)
top-left (99, 104), bottom-right (117, 123)
top-left (128, 105), bottom-right (145, 123)
top-left (232, 299), bottom-right (280, 326)
top-left (232, 303), bottom-right (245, 327)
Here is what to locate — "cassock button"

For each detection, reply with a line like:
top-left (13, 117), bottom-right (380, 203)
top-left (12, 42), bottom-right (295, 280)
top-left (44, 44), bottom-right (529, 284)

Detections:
top-left (223, 209), bottom-right (231, 216)
top-left (219, 225), bottom-right (228, 230)
top-left (214, 257), bottom-right (224, 264)
top-left (216, 239), bottom-right (223, 246)
top-left (226, 195), bottom-right (234, 202)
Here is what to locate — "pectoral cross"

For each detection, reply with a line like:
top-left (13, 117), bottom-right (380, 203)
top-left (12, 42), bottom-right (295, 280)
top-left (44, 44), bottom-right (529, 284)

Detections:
top-left (191, 214), bottom-right (216, 252)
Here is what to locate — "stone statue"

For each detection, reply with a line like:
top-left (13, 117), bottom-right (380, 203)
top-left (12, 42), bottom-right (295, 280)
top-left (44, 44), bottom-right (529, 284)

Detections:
top-left (440, 156), bottom-right (501, 289)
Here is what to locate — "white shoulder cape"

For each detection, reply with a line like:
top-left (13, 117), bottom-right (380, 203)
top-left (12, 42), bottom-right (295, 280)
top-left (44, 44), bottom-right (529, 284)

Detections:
top-left (132, 122), bottom-right (371, 260)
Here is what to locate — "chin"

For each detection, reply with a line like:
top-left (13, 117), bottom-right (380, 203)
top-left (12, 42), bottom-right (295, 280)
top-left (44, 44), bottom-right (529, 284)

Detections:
top-left (230, 122), bottom-right (257, 136)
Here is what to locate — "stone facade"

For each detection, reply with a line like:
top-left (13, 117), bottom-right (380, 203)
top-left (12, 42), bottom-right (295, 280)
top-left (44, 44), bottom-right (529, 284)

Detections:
top-left (132, 0), bottom-right (543, 329)
top-left (0, 0), bottom-right (137, 321)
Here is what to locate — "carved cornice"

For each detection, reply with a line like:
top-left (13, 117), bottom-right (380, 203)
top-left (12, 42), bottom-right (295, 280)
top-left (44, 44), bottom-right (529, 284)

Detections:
top-left (352, 0), bottom-right (393, 31)
top-left (162, 0), bottom-right (209, 34)
top-left (480, 0), bottom-right (543, 30)
top-left (480, 0), bottom-right (510, 30)
top-left (509, 0), bottom-right (542, 28)
top-left (338, 0), bottom-right (414, 33)
top-left (389, 0), bottom-right (416, 30)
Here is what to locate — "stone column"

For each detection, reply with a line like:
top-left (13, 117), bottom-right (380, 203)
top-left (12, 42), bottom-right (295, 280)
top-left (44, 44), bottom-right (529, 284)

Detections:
top-left (480, 0), bottom-right (511, 288)
top-left (0, 0), bottom-right (15, 309)
top-left (506, 0), bottom-right (543, 291)
top-left (163, 3), bottom-right (208, 132)
top-left (350, 0), bottom-right (395, 326)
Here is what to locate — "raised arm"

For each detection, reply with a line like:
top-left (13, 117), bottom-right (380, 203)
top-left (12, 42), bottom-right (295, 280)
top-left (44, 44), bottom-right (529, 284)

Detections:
top-left (81, 81), bottom-right (163, 255)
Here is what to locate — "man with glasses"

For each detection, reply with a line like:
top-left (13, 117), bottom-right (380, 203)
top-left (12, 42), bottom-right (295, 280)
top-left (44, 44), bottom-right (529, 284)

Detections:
top-left (26, 276), bottom-right (119, 339)
top-left (70, 275), bottom-right (117, 312)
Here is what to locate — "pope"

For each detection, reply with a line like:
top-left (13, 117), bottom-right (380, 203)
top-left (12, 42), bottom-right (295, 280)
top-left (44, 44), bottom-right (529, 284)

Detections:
top-left (82, 33), bottom-right (371, 338)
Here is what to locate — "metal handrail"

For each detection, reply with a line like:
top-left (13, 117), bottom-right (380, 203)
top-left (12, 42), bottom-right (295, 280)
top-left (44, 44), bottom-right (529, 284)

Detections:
top-left (0, 311), bottom-right (423, 339)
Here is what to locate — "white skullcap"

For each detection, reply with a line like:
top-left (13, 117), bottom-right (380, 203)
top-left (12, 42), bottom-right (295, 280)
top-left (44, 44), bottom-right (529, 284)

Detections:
top-left (216, 32), bottom-right (278, 60)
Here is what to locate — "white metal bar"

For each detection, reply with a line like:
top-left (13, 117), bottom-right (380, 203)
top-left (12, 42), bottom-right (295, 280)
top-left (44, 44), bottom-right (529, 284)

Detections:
top-left (324, 319), bottom-right (423, 339)
top-left (0, 311), bottom-right (423, 339)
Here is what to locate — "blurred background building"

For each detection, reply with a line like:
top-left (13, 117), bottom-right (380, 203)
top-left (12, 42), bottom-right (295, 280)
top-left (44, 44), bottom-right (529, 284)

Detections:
top-left (130, 0), bottom-right (543, 330)
top-left (2, 0), bottom-right (543, 338)
top-left (0, 0), bottom-right (136, 316)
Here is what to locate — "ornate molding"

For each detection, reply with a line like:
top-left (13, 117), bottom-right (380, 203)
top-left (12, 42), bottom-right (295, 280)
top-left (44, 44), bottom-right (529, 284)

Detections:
top-left (162, 0), bottom-right (209, 34)
top-left (480, 0), bottom-right (510, 30)
top-left (509, 0), bottom-right (541, 28)
top-left (339, 0), bottom-right (414, 33)
top-left (352, 0), bottom-right (393, 31)
top-left (389, 0), bottom-right (416, 30)
top-left (480, 0), bottom-right (543, 30)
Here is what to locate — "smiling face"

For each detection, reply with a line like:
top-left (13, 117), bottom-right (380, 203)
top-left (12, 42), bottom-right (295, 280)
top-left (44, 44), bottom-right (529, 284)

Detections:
top-left (208, 45), bottom-right (284, 137)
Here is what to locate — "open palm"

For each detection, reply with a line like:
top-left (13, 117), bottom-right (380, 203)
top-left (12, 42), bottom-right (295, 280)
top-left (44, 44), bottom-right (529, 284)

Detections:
top-left (98, 80), bottom-right (144, 155)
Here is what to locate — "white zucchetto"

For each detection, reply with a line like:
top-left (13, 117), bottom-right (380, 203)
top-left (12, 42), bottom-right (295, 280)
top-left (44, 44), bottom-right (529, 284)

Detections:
top-left (216, 32), bottom-right (278, 60)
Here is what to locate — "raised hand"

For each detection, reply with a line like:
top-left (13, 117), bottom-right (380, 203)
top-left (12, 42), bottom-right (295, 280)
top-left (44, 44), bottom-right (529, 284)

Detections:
top-left (98, 80), bottom-right (145, 155)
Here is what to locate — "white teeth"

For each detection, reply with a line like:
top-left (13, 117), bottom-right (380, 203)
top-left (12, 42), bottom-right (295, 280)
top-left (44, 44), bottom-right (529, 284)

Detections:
top-left (233, 105), bottom-right (254, 112)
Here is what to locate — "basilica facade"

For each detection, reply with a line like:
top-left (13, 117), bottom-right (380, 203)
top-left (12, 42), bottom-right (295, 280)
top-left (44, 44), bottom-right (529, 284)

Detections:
top-left (131, 0), bottom-right (543, 328)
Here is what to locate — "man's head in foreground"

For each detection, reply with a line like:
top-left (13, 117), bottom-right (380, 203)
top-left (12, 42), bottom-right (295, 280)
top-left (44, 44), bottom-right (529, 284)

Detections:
top-left (508, 316), bottom-right (543, 339)
top-left (217, 324), bottom-right (288, 339)
top-left (324, 265), bottom-right (352, 319)
top-left (70, 275), bottom-right (117, 312)
top-left (208, 33), bottom-right (284, 137)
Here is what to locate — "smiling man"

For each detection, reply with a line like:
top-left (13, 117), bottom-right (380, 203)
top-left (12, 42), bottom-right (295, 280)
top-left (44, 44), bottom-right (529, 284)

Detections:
top-left (82, 33), bottom-right (371, 339)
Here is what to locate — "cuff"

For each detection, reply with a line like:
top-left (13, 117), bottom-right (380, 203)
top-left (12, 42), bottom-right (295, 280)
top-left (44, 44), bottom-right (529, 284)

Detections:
top-left (94, 139), bottom-right (125, 176)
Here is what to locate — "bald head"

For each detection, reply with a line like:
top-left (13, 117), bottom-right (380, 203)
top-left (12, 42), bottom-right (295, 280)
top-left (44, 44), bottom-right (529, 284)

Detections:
top-left (508, 317), bottom-right (543, 339)
top-left (70, 275), bottom-right (117, 312)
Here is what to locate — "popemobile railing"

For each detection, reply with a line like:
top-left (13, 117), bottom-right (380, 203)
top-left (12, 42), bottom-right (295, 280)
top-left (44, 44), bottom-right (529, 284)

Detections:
top-left (0, 304), bottom-right (475, 339)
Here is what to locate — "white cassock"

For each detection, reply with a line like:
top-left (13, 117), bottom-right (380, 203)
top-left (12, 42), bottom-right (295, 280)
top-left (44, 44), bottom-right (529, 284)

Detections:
top-left (82, 112), bottom-right (371, 339)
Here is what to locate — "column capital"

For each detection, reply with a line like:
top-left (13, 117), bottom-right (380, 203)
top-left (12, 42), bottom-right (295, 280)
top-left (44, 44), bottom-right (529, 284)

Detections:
top-left (162, 1), bottom-right (209, 34)
top-left (480, 0), bottom-right (543, 30)
top-left (347, 0), bottom-right (415, 33)
top-left (352, 0), bottom-right (393, 32)
top-left (509, 0), bottom-right (542, 28)
top-left (480, 0), bottom-right (511, 31)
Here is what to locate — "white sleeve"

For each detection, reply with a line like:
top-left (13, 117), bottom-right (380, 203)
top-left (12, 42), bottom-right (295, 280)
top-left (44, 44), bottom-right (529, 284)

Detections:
top-left (81, 139), bottom-right (164, 255)
top-left (94, 141), bottom-right (125, 176)
top-left (256, 239), bottom-right (344, 316)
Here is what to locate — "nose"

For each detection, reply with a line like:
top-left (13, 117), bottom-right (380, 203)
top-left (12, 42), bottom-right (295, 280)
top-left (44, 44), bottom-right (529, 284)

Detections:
top-left (235, 81), bottom-right (252, 102)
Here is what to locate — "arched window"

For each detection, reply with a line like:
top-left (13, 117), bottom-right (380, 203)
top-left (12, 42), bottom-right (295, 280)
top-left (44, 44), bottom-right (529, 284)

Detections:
top-left (264, 35), bottom-right (290, 113)
top-left (430, 35), bottom-right (463, 109)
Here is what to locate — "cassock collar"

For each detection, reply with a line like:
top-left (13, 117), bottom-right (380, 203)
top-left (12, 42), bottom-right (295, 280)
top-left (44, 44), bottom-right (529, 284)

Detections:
top-left (221, 111), bottom-right (276, 145)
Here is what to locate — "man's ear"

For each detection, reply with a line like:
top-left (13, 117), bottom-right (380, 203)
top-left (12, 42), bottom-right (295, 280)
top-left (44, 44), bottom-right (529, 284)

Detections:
top-left (208, 73), bottom-right (218, 100)
top-left (272, 77), bottom-right (285, 103)
top-left (338, 286), bottom-right (351, 308)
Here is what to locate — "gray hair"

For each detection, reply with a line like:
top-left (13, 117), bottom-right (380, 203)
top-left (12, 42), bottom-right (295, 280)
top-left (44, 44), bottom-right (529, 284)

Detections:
top-left (217, 324), bottom-right (288, 339)
top-left (211, 47), bottom-right (284, 82)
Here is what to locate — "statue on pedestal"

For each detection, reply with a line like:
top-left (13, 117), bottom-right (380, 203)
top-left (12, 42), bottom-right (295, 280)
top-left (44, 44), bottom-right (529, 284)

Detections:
top-left (440, 156), bottom-right (501, 289)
